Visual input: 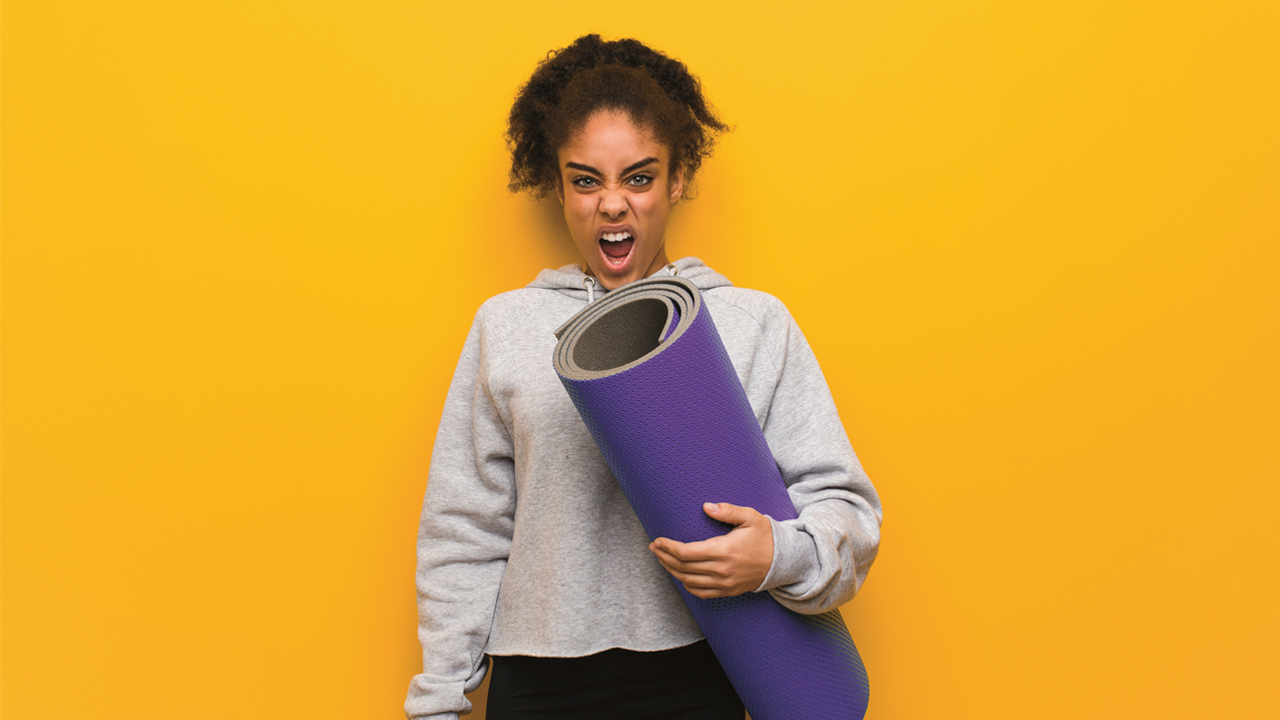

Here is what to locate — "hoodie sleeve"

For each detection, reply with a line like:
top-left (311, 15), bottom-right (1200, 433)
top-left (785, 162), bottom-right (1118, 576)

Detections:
top-left (404, 309), bottom-right (516, 720)
top-left (753, 307), bottom-right (883, 615)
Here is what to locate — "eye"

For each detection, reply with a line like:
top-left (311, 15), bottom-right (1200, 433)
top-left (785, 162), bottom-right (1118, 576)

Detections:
top-left (572, 176), bottom-right (599, 188)
top-left (627, 174), bottom-right (653, 187)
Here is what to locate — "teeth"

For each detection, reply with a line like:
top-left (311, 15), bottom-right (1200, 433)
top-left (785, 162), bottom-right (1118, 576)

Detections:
top-left (602, 232), bottom-right (633, 242)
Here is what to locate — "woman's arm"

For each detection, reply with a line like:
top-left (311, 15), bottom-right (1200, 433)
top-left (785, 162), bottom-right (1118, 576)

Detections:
top-left (754, 309), bottom-right (882, 614)
top-left (405, 311), bottom-right (516, 720)
top-left (649, 298), bottom-right (882, 615)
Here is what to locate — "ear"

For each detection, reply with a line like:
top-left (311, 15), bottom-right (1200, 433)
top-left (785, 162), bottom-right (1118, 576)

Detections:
top-left (669, 164), bottom-right (685, 203)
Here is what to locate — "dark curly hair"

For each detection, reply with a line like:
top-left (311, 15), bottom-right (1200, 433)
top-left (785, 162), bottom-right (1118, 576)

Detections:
top-left (506, 34), bottom-right (728, 199)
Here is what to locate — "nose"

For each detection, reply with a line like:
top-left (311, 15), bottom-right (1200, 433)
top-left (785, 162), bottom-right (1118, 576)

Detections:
top-left (599, 187), bottom-right (628, 220)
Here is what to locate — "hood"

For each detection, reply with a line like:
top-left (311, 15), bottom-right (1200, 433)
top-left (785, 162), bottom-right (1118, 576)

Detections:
top-left (526, 256), bottom-right (733, 302)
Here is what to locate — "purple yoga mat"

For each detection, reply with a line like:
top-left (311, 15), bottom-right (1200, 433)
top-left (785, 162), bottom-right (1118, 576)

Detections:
top-left (553, 275), bottom-right (869, 720)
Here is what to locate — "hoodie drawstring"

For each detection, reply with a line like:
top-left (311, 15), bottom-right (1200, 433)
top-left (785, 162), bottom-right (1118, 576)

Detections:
top-left (582, 265), bottom-right (677, 303)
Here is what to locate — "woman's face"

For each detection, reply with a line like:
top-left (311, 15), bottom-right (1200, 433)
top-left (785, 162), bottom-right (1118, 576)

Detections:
top-left (556, 111), bottom-right (684, 291)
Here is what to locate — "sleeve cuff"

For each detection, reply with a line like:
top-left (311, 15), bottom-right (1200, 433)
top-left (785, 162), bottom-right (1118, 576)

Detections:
top-left (754, 516), bottom-right (820, 592)
top-left (404, 677), bottom-right (473, 720)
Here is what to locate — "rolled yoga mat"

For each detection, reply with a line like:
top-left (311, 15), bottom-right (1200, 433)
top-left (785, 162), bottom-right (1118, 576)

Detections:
top-left (553, 274), bottom-right (870, 720)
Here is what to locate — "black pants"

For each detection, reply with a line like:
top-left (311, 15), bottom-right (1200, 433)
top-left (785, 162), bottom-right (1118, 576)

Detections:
top-left (486, 640), bottom-right (745, 720)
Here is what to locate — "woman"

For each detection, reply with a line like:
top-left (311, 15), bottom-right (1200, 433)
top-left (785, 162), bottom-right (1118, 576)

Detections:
top-left (405, 35), bottom-right (882, 720)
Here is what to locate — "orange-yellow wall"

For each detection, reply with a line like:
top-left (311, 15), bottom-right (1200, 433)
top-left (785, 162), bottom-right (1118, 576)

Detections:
top-left (3, 2), bottom-right (1277, 718)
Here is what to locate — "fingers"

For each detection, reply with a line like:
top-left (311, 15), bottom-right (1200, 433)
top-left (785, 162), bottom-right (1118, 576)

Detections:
top-left (650, 553), bottom-right (740, 598)
top-left (649, 536), bottom-right (726, 565)
top-left (648, 536), bottom-right (758, 598)
top-left (649, 540), bottom-right (729, 583)
top-left (649, 503), bottom-right (774, 599)
top-left (678, 577), bottom-right (737, 599)
top-left (703, 501), bottom-right (759, 527)
top-left (649, 539), bottom-right (725, 574)
top-left (662, 563), bottom-right (753, 599)
top-left (651, 504), bottom-right (762, 562)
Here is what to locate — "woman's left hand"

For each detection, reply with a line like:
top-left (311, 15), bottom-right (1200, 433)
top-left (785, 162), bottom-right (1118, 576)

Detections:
top-left (648, 502), bottom-right (774, 598)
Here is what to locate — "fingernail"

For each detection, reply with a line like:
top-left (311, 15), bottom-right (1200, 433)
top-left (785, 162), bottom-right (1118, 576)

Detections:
top-left (704, 502), bottom-right (716, 512)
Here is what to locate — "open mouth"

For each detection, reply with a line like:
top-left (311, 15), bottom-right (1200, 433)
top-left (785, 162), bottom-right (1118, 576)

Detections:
top-left (599, 231), bottom-right (634, 269)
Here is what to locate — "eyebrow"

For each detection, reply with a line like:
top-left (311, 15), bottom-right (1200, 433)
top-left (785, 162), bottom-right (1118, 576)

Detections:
top-left (564, 157), bottom-right (659, 176)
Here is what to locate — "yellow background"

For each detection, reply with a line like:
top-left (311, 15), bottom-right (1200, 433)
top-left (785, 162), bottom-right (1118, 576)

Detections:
top-left (3, 1), bottom-right (1277, 718)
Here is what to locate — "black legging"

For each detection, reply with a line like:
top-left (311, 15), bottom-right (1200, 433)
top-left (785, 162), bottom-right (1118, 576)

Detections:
top-left (485, 640), bottom-right (745, 720)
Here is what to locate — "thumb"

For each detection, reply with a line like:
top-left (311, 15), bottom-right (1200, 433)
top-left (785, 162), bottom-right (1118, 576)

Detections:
top-left (703, 501), bottom-right (756, 527)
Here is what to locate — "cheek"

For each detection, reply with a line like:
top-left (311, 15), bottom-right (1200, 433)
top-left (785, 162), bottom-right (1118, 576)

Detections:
top-left (563, 197), bottom-right (586, 221)
top-left (565, 201), bottom-right (594, 239)
top-left (634, 196), bottom-right (667, 226)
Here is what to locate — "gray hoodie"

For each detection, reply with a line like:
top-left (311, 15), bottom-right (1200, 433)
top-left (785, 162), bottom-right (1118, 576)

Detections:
top-left (404, 257), bottom-right (883, 719)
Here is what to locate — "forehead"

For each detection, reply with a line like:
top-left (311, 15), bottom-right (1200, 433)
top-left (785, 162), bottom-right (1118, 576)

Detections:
top-left (559, 111), bottom-right (668, 166)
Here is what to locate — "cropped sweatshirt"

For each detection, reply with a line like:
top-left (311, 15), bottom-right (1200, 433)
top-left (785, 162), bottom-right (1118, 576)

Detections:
top-left (404, 257), bottom-right (883, 719)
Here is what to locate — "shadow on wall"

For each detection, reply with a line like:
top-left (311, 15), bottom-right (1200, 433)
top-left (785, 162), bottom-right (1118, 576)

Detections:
top-left (532, 195), bottom-right (580, 271)
top-left (480, 149), bottom-right (584, 289)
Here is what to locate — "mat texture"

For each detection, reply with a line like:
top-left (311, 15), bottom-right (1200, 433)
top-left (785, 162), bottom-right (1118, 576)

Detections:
top-left (553, 275), bottom-right (870, 720)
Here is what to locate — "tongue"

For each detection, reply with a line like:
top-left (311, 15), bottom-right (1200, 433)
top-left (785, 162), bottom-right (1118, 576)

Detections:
top-left (601, 238), bottom-right (633, 258)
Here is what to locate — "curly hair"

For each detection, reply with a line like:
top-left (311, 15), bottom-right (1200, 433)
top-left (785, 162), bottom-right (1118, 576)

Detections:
top-left (506, 34), bottom-right (728, 199)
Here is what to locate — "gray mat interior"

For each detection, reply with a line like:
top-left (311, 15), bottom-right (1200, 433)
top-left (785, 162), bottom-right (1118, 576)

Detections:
top-left (572, 297), bottom-right (670, 372)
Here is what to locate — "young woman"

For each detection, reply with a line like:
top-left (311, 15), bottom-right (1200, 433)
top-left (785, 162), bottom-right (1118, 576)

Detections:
top-left (404, 35), bottom-right (883, 720)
